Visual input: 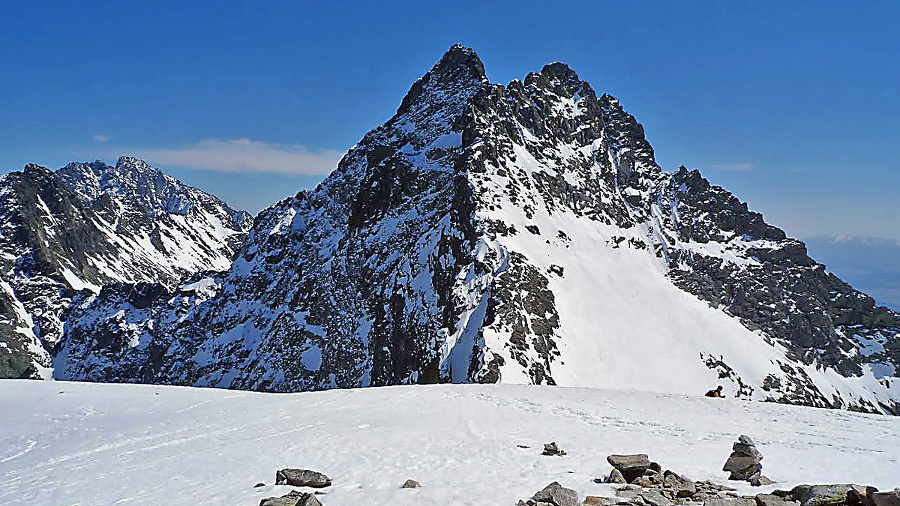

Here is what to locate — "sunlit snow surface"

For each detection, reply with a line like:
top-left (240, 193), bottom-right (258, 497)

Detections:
top-left (1, 381), bottom-right (897, 505)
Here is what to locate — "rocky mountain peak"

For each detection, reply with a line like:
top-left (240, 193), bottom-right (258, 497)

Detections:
top-left (396, 44), bottom-right (488, 119)
top-left (522, 62), bottom-right (594, 99)
top-left (433, 43), bottom-right (487, 83)
top-left (42, 47), bottom-right (900, 416)
top-left (56, 157), bottom-right (250, 226)
top-left (115, 155), bottom-right (153, 172)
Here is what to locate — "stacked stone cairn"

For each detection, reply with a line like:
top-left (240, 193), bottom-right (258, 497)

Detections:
top-left (722, 435), bottom-right (772, 486)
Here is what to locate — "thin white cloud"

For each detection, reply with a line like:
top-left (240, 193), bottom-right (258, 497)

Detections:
top-left (93, 134), bottom-right (111, 143)
top-left (114, 138), bottom-right (344, 175)
top-left (706, 162), bottom-right (756, 172)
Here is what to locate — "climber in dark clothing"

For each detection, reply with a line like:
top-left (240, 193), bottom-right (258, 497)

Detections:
top-left (705, 385), bottom-right (725, 398)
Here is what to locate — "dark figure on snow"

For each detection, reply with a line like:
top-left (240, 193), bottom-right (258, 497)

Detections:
top-left (705, 385), bottom-right (725, 398)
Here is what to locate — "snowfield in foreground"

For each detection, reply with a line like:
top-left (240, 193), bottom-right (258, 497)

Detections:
top-left (1, 381), bottom-right (897, 505)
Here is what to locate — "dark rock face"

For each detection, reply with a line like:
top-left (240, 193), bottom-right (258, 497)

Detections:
top-left (0, 159), bottom-right (250, 379)
top-left (47, 45), bottom-right (900, 414)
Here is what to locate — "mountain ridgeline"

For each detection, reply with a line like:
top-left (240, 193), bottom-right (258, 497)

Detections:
top-left (8, 46), bottom-right (899, 414)
top-left (0, 157), bottom-right (252, 379)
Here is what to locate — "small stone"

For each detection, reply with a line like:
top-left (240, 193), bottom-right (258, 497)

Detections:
top-left (640, 490), bottom-right (672, 506)
top-left (662, 470), bottom-right (696, 498)
top-left (584, 497), bottom-right (617, 506)
top-left (756, 494), bottom-right (799, 506)
top-left (750, 475), bottom-right (774, 487)
top-left (402, 479), bottom-right (421, 488)
top-left (617, 488), bottom-right (642, 501)
top-left (254, 482), bottom-right (266, 488)
top-left (533, 481), bottom-right (579, 506)
top-left (605, 468), bottom-right (627, 484)
top-left (275, 469), bottom-right (332, 488)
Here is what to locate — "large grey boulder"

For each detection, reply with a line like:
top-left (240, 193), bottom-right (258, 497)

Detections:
top-left (872, 491), bottom-right (900, 506)
top-left (532, 481), bottom-right (579, 506)
top-left (848, 485), bottom-right (878, 506)
top-left (756, 494), bottom-right (799, 506)
top-left (274, 469), bottom-right (332, 488)
top-left (800, 485), bottom-right (853, 506)
top-left (607, 454), bottom-right (651, 483)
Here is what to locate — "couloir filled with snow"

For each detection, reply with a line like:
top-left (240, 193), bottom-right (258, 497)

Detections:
top-left (1, 381), bottom-right (897, 505)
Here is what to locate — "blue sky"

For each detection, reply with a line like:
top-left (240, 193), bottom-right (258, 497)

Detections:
top-left (2, 1), bottom-right (898, 244)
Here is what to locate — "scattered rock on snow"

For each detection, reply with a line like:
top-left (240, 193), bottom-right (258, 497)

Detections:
top-left (543, 442), bottom-right (568, 456)
top-left (274, 469), bottom-right (332, 488)
top-left (402, 479), bottom-right (421, 488)
top-left (522, 481), bottom-right (579, 506)
top-left (260, 490), bottom-right (323, 506)
top-left (254, 482), bottom-right (266, 488)
top-left (750, 475), bottom-right (775, 487)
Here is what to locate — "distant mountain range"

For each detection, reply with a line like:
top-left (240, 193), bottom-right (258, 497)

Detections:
top-left (2, 45), bottom-right (898, 414)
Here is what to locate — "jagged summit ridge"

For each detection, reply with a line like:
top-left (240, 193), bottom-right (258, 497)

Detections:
top-left (52, 46), bottom-right (900, 414)
top-left (0, 157), bottom-right (253, 379)
top-left (57, 156), bottom-right (251, 224)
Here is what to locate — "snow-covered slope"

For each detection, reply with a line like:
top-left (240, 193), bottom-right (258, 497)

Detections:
top-left (54, 45), bottom-right (900, 414)
top-left (0, 158), bottom-right (251, 379)
top-left (0, 381), bottom-right (898, 505)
